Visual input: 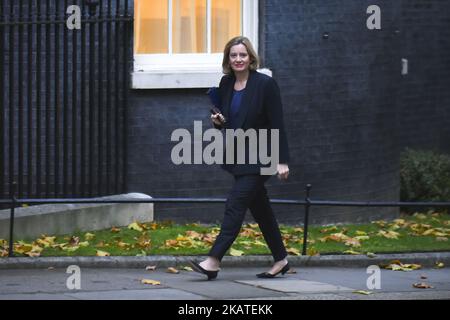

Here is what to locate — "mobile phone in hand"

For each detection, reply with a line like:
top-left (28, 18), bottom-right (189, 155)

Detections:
top-left (210, 107), bottom-right (226, 125)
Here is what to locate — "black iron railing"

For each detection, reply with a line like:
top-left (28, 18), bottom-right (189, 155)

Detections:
top-left (2, 183), bottom-right (450, 258)
top-left (0, 0), bottom-right (132, 202)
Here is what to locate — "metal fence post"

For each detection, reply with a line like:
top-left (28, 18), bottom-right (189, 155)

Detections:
top-left (302, 184), bottom-right (312, 256)
top-left (8, 181), bottom-right (17, 257)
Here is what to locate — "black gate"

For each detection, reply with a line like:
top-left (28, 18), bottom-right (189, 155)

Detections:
top-left (0, 0), bottom-right (132, 202)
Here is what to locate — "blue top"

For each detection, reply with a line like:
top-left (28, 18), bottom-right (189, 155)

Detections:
top-left (230, 89), bottom-right (245, 119)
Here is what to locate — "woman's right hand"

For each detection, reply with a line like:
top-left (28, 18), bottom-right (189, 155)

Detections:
top-left (211, 113), bottom-right (225, 126)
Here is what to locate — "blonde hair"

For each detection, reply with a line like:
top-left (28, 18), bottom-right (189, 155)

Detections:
top-left (222, 36), bottom-right (260, 75)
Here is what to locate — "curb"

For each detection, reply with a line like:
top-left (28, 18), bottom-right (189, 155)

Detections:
top-left (1, 252), bottom-right (449, 270)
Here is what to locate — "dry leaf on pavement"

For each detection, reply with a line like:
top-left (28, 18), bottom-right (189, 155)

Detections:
top-left (413, 282), bottom-right (434, 289)
top-left (353, 290), bottom-right (373, 295)
top-left (141, 279), bottom-right (161, 286)
top-left (181, 266), bottom-right (194, 272)
top-left (145, 265), bottom-right (157, 271)
top-left (167, 267), bottom-right (180, 274)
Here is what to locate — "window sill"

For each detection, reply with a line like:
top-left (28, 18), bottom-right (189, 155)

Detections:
top-left (131, 68), bottom-right (273, 89)
top-left (131, 68), bottom-right (223, 89)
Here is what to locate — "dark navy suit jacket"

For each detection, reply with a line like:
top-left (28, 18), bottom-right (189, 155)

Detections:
top-left (214, 70), bottom-right (290, 176)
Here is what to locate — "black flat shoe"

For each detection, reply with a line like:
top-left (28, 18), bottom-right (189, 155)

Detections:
top-left (256, 263), bottom-right (290, 278)
top-left (189, 261), bottom-right (219, 280)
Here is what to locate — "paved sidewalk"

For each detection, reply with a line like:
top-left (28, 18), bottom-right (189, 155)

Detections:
top-left (0, 253), bottom-right (449, 300)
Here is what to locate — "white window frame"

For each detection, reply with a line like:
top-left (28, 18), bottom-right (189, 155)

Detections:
top-left (132, 0), bottom-right (259, 89)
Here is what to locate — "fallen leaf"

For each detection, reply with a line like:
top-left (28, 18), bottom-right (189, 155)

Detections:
top-left (319, 226), bottom-right (338, 234)
top-left (393, 219), bottom-right (406, 226)
top-left (25, 245), bottom-right (43, 257)
top-left (185, 230), bottom-right (203, 240)
top-left (377, 230), bottom-right (400, 239)
top-left (413, 213), bottom-right (427, 220)
top-left (0, 239), bottom-right (7, 248)
top-left (239, 228), bottom-right (261, 238)
top-left (366, 252), bottom-right (377, 258)
top-left (402, 263), bottom-right (422, 270)
top-left (117, 241), bottom-right (132, 249)
top-left (306, 247), bottom-right (319, 256)
top-left (95, 241), bottom-right (107, 248)
top-left (253, 240), bottom-right (268, 247)
top-left (167, 267), bottom-right (180, 274)
top-left (135, 235), bottom-right (152, 249)
top-left (96, 250), bottom-right (110, 257)
top-left (84, 233), bottom-right (95, 241)
top-left (136, 251), bottom-right (147, 257)
top-left (329, 232), bottom-right (350, 242)
top-left (344, 238), bottom-right (361, 247)
top-left (202, 233), bottom-right (216, 245)
top-left (319, 232), bottom-right (350, 243)
top-left (128, 222), bottom-right (144, 232)
top-left (422, 229), bottom-right (436, 236)
top-left (431, 212), bottom-right (441, 218)
top-left (110, 227), bottom-right (121, 233)
top-left (230, 248), bottom-right (244, 257)
top-left (181, 266), bottom-right (193, 272)
top-left (413, 282), bottom-right (434, 289)
top-left (387, 264), bottom-right (403, 271)
top-left (68, 236), bottom-right (80, 246)
top-left (383, 261), bottom-right (422, 271)
top-left (435, 262), bottom-right (445, 269)
top-left (420, 275), bottom-right (428, 279)
top-left (141, 279), bottom-right (161, 286)
top-left (353, 290), bottom-right (373, 295)
top-left (14, 242), bottom-right (33, 255)
top-left (372, 220), bottom-right (388, 228)
top-left (36, 236), bottom-right (56, 248)
top-left (343, 249), bottom-right (361, 255)
top-left (287, 247), bottom-right (301, 256)
top-left (145, 265), bottom-right (157, 271)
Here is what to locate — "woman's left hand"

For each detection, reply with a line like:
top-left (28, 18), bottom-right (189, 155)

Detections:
top-left (277, 164), bottom-right (290, 180)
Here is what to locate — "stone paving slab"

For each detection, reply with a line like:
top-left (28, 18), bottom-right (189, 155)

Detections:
top-left (237, 279), bottom-right (354, 293)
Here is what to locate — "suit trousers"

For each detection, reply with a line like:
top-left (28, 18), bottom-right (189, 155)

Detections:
top-left (208, 174), bottom-right (288, 262)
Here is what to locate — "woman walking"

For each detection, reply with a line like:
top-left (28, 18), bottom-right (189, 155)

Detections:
top-left (190, 36), bottom-right (290, 280)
